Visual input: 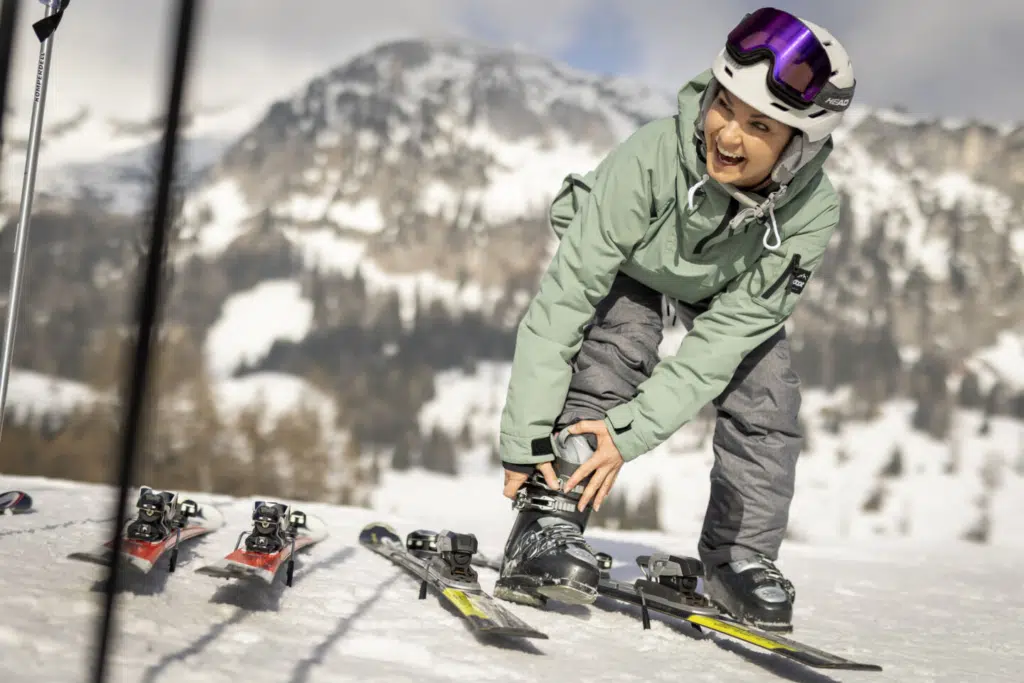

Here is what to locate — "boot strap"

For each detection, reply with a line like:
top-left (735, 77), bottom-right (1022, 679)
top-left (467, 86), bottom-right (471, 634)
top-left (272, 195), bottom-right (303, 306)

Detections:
top-left (512, 489), bottom-right (578, 515)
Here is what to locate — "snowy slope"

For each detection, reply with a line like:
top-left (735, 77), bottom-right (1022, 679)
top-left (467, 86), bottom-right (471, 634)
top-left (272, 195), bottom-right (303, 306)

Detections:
top-left (0, 369), bottom-right (99, 425)
top-left (204, 280), bottom-right (315, 378)
top-left (963, 330), bottom-right (1024, 393)
top-left (1, 473), bottom-right (1021, 682)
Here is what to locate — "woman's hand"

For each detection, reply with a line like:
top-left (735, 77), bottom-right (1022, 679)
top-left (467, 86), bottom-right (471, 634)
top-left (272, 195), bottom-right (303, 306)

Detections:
top-left (562, 419), bottom-right (624, 512)
top-left (503, 461), bottom-right (560, 499)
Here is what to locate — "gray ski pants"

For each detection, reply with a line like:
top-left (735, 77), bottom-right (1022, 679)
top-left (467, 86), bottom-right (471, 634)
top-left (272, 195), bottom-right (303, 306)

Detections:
top-left (553, 272), bottom-right (803, 568)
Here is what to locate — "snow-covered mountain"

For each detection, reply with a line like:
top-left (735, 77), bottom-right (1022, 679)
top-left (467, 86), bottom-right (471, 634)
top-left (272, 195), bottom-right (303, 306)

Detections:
top-left (2, 473), bottom-right (1020, 682)
top-left (1, 101), bottom-right (267, 213)
top-left (2, 37), bottom-right (1024, 550)
top-left (180, 38), bottom-right (675, 319)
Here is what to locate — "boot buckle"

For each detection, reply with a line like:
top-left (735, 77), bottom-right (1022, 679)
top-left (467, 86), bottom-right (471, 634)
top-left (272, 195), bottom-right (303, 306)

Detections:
top-left (512, 489), bottom-right (575, 514)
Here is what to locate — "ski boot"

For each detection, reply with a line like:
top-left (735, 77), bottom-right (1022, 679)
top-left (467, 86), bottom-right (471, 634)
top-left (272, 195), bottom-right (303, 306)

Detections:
top-left (493, 430), bottom-right (602, 607)
top-left (125, 487), bottom-right (177, 542)
top-left (245, 501), bottom-right (292, 553)
top-left (703, 555), bottom-right (796, 632)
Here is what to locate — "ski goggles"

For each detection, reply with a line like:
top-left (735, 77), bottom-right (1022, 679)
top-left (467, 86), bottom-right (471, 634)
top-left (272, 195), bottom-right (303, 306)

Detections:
top-left (725, 7), bottom-right (855, 112)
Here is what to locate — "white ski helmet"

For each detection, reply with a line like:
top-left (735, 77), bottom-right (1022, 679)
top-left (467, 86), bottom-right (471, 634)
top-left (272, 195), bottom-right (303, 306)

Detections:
top-left (711, 9), bottom-right (856, 142)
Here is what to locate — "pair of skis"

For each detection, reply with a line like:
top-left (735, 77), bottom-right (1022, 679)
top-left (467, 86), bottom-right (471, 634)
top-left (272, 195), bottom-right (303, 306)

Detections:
top-left (359, 522), bottom-right (882, 673)
top-left (68, 488), bottom-right (326, 584)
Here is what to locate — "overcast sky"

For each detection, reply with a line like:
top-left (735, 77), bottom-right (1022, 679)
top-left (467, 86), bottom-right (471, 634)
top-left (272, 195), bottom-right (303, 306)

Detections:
top-left (4, 0), bottom-right (1023, 129)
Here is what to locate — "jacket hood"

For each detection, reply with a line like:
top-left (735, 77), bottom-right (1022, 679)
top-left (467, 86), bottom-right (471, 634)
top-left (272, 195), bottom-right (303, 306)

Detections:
top-left (675, 69), bottom-right (834, 251)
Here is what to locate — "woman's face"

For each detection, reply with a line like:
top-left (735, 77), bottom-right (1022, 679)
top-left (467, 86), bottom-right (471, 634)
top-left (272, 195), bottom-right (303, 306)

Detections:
top-left (703, 87), bottom-right (794, 189)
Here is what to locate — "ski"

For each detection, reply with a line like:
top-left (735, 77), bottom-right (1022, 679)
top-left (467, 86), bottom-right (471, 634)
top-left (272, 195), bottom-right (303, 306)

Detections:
top-left (195, 501), bottom-right (328, 586)
top-left (0, 490), bottom-right (32, 514)
top-left (68, 486), bottom-right (223, 574)
top-left (594, 553), bottom-right (881, 671)
top-left (359, 522), bottom-right (548, 640)
top-left (474, 545), bottom-right (880, 671)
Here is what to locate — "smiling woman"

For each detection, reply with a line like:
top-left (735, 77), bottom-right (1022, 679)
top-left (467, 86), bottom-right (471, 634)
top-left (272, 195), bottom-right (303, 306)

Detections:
top-left (492, 6), bottom-right (858, 635)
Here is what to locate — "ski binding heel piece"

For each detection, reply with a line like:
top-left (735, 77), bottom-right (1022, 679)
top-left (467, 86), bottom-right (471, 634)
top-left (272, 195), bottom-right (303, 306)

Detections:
top-left (633, 552), bottom-right (715, 629)
top-left (167, 499), bottom-right (200, 573)
top-left (417, 530), bottom-right (481, 599)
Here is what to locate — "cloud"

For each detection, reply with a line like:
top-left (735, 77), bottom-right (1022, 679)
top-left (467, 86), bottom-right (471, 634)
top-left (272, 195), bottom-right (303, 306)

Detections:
top-left (5, 0), bottom-right (461, 123)
top-left (2, 0), bottom-right (1021, 134)
top-left (618, 0), bottom-right (1024, 125)
top-left (3, 0), bottom-right (591, 127)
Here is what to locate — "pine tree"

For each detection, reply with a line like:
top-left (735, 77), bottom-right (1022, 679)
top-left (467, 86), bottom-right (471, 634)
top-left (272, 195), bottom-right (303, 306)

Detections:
top-left (958, 372), bottom-right (984, 409)
top-left (422, 426), bottom-right (457, 475)
top-left (391, 432), bottom-right (412, 471)
top-left (880, 446), bottom-right (904, 478)
top-left (339, 430), bottom-right (364, 506)
top-left (458, 420), bottom-right (473, 449)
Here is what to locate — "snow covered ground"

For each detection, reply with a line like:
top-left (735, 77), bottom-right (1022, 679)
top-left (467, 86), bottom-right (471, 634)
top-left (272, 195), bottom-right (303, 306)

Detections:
top-left (1, 472), bottom-right (1021, 682)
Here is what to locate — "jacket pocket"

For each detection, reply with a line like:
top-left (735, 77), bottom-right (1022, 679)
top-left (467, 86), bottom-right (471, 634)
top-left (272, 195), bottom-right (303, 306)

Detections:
top-left (752, 251), bottom-right (809, 321)
top-left (762, 253), bottom-right (801, 299)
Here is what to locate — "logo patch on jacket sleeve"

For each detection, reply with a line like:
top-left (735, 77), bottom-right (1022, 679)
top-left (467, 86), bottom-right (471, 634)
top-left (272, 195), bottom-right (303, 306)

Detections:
top-left (788, 268), bottom-right (811, 294)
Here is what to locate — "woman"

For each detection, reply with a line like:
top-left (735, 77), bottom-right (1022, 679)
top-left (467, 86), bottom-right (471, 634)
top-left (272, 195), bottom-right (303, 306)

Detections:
top-left (492, 7), bottom-right (856, 633)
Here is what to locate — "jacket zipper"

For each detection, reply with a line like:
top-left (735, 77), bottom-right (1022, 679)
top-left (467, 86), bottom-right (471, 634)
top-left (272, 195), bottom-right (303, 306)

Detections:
top-left (762, 254), bottom-right (801, 299)
top-left (693, 198), bottom-right (739, 254)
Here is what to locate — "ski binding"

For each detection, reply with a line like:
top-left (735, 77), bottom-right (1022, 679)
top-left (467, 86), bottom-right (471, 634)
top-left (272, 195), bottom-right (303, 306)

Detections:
top-left (360, 522), bottom-right (547, 640)
top-left (195, 501), bottom-right (328, 586)
top-left (68, 486), bottom-right (223, 573)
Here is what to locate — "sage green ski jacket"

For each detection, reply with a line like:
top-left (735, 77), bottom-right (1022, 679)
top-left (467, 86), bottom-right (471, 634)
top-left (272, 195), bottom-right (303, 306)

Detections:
top-left (499, 69), bottom-right (840, 465)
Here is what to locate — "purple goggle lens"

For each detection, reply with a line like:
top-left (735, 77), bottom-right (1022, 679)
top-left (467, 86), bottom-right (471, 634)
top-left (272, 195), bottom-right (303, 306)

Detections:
top-left (725, 8), bottom-right (848, 111)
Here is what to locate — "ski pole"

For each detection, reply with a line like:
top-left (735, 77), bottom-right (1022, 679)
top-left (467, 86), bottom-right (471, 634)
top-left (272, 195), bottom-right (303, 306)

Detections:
top-left (0, 0), bottom-right (71, 441)
top-left (0, 0), bottom-right (23, 165)
top-left (90, 3), bottom-right (199, 682)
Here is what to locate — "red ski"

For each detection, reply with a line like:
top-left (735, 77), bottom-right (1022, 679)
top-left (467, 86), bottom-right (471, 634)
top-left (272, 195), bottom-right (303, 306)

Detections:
top-left (196, 501), bottom-right (328, 586)
top-left (68, 487), bottom-right (224, 574)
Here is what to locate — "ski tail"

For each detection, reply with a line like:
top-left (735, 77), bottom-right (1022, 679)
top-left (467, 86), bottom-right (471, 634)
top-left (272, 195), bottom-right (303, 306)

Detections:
top-left (594, 553), bottom-right (883, 672)
top-left (67, 489), bottom-right (223, 574)
top-left (0, 490), bottom-right (32, 513)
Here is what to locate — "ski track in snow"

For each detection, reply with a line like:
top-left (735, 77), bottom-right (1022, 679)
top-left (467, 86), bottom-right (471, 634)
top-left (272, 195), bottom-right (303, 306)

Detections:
top-left (1, 474), bottom-right (1021, 683)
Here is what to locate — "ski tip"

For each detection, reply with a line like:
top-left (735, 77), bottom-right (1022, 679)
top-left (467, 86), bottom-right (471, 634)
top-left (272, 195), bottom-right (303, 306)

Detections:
top-left (359, 522), bottom-right (401, 545)
top-left (0, 490), bottom-right (33, 513)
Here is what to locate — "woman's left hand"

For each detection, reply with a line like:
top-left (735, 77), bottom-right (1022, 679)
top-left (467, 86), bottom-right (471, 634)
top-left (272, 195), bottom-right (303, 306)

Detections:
top-left (562, 419), bottom-right (625, 512)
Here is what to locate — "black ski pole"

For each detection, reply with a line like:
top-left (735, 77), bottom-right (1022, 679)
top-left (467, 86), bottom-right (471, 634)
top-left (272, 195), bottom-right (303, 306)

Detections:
top-left (0, 0), bottom-right (22, 166)
top-left (90, 2), bottom-right (199, 682)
